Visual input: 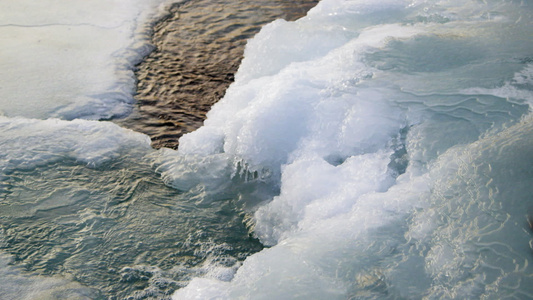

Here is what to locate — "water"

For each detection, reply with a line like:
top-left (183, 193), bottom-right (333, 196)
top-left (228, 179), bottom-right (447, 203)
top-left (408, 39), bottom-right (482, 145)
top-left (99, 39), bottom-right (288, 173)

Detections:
top-left (1, 0), bottom-right (533, 299)
top-left (0, 118), bottom-right (266, 299)
top-left (118, 0), bottom-right (319, 149)
top-left (0, 1), bottom-right (311, 298)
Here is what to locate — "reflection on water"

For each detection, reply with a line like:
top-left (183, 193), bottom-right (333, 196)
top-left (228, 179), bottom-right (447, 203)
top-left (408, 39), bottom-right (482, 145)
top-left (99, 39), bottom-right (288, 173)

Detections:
top-left (0, 152), bottom-right (263, 299)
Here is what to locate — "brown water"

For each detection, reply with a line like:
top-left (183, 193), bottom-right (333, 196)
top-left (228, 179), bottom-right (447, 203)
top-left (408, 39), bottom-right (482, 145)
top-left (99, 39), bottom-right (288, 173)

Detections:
top-left (118, 0), bottom-right (319, 149)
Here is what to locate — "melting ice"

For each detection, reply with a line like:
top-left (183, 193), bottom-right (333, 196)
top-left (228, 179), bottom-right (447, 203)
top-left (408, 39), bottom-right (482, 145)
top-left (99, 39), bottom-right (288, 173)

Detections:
top-left (1, 0), bottom-right (533, 299)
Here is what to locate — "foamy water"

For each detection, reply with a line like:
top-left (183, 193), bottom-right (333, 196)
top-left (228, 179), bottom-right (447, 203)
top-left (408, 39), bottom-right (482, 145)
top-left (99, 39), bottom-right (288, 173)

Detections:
top-left (1, 0), bottom-right (532, 299)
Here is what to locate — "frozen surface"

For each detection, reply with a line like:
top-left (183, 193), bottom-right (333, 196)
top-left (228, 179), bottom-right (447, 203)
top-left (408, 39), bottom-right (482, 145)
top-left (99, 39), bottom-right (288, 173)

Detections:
top-left (0, 0), bottom-right (171, 120)
top-left (0, 117), bottom-right (152, 171)
top-left (173, 0), bottom-right (533, 298)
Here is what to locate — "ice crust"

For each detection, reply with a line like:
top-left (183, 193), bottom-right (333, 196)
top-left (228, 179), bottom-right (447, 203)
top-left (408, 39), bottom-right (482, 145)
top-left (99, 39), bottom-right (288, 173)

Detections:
top-left (0, 0), bottom-right (172, 120)
top-left (173, 0), bottom-right (533, 298)
top-left (0, 117), bottom-right (152, 171)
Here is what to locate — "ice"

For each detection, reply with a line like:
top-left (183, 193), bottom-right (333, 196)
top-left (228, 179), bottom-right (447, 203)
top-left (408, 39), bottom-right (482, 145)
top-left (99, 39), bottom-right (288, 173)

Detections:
top-left (1, 0), bottom-right (532, 297)
top-left (178, 23), bottom-right (422, 175)
top-left (0, 117), bottom-right (152, 172)
top-left (173, 0), bottom-right (533, 298)
top-left (154, 150), bottom-right (233, 193)
top-left (0, 0), bottom-right (172, 120)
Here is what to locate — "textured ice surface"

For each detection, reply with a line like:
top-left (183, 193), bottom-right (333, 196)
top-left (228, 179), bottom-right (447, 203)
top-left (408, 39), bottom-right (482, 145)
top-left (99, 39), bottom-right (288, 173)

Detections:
top-left (0, 117), bottom-right (152, 171)
top-left (0, 0), bottom-right (171, 120)
top-left (173, 0), bottom-right (533, 298)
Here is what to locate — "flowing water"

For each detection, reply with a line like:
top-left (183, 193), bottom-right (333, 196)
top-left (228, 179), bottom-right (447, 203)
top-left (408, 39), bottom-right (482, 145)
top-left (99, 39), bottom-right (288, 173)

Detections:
top-left (1, 0), bottom-right (533, 299)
